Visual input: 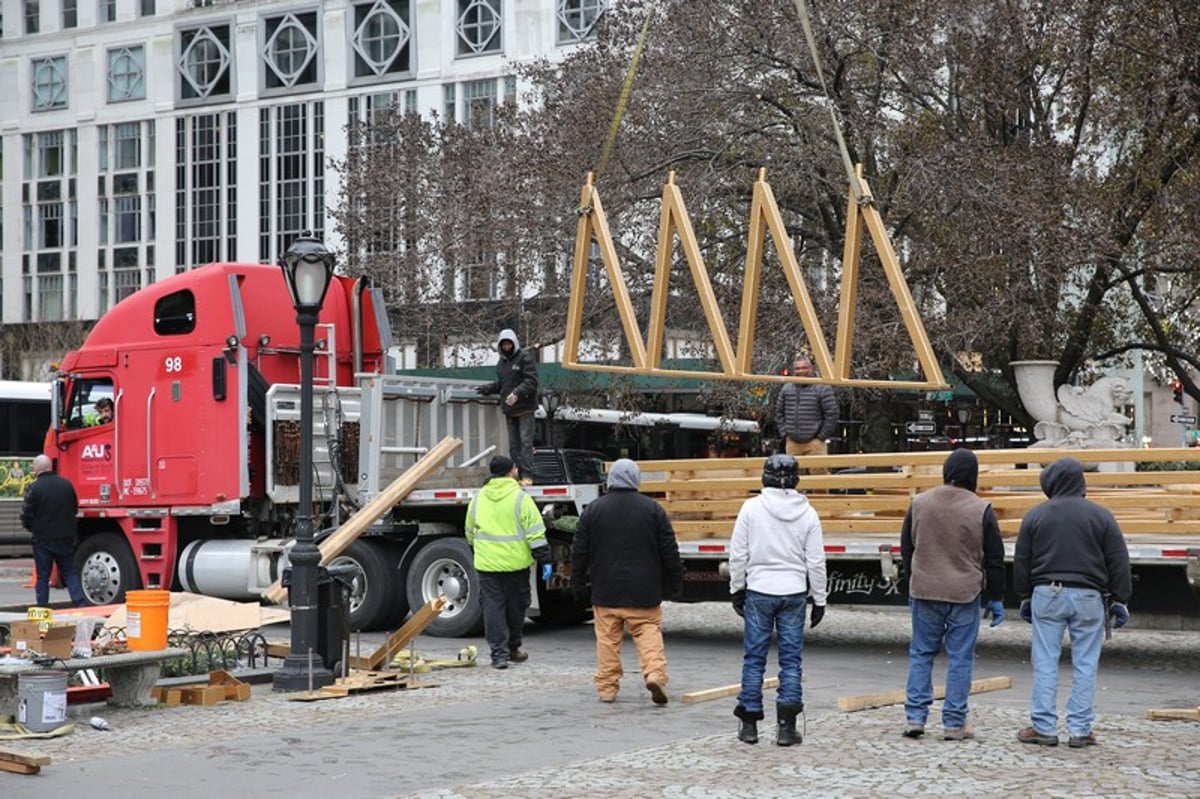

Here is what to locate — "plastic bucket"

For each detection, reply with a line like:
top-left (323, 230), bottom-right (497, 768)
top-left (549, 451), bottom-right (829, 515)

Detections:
top-left (125, 589), bottom-right (170, 651)
top-left (17, 670), bottom-right (68, 733)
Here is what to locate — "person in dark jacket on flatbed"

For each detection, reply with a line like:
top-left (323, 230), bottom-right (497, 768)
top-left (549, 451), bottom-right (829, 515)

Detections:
top-left (571, 459), bottom-right (683, 705)
top-left (1013, 456), bottom-right (1131, 749)
top-left (900, 448), bottom-right (1005, 741)
top-left (477, 328), bottom-right (539, 484)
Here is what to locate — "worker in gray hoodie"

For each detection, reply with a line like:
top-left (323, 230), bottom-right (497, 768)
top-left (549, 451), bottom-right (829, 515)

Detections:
top-left (477, 328), bottom-right (539, 483)
top-left (729, 454), bottom-right (828, 746)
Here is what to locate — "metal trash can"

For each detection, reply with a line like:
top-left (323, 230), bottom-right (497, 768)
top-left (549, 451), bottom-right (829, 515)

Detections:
top-left (281, 564), bottom-right (354, 675)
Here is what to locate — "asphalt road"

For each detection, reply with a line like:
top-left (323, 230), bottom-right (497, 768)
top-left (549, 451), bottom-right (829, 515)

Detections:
top-left (1, 564), bottom-right (1198, 797)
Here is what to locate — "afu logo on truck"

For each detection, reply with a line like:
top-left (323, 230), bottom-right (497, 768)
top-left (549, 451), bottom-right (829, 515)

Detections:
top-left (82, 443), bottom-right (112, 461)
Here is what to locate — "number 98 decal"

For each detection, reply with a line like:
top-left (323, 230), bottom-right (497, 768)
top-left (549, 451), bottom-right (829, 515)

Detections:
top-left (164, 356), bottom-right (184, 373)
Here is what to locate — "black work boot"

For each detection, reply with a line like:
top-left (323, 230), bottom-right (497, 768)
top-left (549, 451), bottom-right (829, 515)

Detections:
top-left (734, 705), bottom-right (764, 745)
top-left (776, 702), bottom-right (804, 746)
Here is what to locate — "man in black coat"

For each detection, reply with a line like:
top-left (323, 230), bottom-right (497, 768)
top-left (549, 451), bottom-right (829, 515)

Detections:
top-left (21, 454), bottom-right (87, 607)
top-left (571, 458), bottom-right (683, 705)
top-left (477, 328), bottom-right (539, 484)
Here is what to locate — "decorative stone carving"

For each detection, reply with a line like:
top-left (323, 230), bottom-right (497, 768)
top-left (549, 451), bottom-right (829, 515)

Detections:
top-left (1011, 360), bottom-right (1133, 449)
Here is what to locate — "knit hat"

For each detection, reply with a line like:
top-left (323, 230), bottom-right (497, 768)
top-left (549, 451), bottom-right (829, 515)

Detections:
top-left (489, 455), bottom-right (516, 477)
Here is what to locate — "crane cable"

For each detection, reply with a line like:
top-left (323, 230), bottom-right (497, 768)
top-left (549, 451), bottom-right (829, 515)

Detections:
top-left (591, 9), bottom-right (654, 192)
top-left (792, 0), bottom-right (868, 205)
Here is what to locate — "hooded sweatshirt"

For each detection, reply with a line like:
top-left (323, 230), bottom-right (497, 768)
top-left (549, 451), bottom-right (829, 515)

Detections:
top-left (901, 448), bottom-right (1005, 603)
top-left (480, 328), bottom-right (539, 417)
top-left (728, 487), bottom-right (828, 602)
top-left (1013, 457), bottom-right (1131, 602)
top-left (571, 459), bottom-right (683, 607)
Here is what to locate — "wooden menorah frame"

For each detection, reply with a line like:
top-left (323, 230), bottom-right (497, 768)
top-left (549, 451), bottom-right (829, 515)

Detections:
top-left (562, 166), bottom-right (947, 390)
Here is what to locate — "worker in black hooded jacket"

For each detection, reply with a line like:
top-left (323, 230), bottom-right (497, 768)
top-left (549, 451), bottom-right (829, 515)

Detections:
top-left (477, 328), bottom-right (539, 483)
top-left (1013, 456), bottom-right (1131, 748)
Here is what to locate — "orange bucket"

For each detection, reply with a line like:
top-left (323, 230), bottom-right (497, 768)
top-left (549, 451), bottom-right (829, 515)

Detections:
top-left (125, 590), bottom-right (170, 651)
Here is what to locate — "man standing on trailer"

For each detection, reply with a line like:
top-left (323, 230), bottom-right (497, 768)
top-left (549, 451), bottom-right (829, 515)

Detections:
top-left (21, 454), bottom-right (88, 607)
top-left (465, 456), bottom-right (550, 670)
top-left (774, 355), bottom-right (839, 473)
top-left (901, 448), bottom-right (1005, 741)
top-left (477, 329), bottom-right (539, 485)
top-left (1013, 456), bottom-right (1131, 748)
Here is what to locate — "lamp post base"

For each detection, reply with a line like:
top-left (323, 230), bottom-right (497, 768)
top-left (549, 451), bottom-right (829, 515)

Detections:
top-left (273, 653), bottom-right (336, 693)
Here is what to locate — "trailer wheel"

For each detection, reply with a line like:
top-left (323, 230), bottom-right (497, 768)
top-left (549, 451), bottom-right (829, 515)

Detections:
top-left (405, 538), bottom-right (483, 637)
top-left (534, 582), bottom-right (592, 628)
top-left (77, 532), bottom-right (141, 606)
top-left (328, 540), bottom-right (407, 631)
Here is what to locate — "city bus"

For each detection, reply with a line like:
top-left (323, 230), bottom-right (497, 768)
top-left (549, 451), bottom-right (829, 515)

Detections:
top-left (0, 381), bottom-right (52, 555)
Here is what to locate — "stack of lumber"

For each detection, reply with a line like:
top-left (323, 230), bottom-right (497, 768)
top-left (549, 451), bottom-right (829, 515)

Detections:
top-left (634, 447), bottom-right (1200, 541)
top-left (0, 748), bottom-right (49, 775)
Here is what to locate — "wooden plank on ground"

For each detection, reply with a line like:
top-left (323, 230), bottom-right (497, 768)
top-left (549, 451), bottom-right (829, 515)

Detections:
top-left (1147, 707), bottom-right (1200, 721)
top-left (682, 677), bottom-right (779, 705)
top-left (266, 437), bottom-right (462, 604)
top-left (0, 748), bottom-right (50, 767)
top-left (366, 596), bottom-right (449, 670)
top-left (837, 675), bottom-right (1011, 712)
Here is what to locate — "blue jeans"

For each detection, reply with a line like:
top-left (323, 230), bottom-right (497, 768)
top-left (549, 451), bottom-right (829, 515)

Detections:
top-left (1030, 584), bottom-right (1105, 736)
top-left (905, 596), bottom-right (981, 729)
top-left (33, 538), bottom-right (87, 607)
top-left (737, 590), bottom-right (807, 711)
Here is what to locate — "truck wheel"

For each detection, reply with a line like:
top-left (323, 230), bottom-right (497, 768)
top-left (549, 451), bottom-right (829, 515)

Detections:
top-left (328, 540), bottom-right (408, 631)
top-left (77, 532), bottom-right (141, 606)
top-left (405, 538), bottom-right (483, 637)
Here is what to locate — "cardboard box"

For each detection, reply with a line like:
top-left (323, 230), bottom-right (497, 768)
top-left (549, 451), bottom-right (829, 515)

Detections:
top-left (8, 621), bottom-right (75, 659)
top-left (180, 684), bottom-right (225, 706)
top-left (208, 670), bottom-right (251, 701)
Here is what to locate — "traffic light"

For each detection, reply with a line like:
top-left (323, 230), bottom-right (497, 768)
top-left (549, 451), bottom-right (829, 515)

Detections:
top-left (1172, 380), bottom-right (1184, 404)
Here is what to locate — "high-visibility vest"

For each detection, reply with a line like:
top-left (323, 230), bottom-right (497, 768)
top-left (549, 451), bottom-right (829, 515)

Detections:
top-left (465, 477), bottom-right (547, 572)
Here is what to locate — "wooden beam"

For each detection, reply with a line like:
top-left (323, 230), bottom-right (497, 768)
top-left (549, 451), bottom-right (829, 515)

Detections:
top-left (265, 437), bottom-right (463, 604)
top-left (734, 169), bottom-right (768, 375)
top-left (837, 675), bottom-right (1011, 712)
top-left (0, 748), bottom-right (50, 768)
top-left (1146, 707), bottom-right (1200, 722)
top-left (682, 677), bottom-right (779, 705)
top-left (367, 596), bottom-right (449, 670)
top-left (563, 173), bottom-right (595, 367)
top-left (833, 164), bottom-right (865, 382)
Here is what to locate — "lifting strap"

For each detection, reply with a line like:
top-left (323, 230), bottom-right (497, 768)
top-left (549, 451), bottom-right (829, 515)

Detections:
top-left (792, 0), bottom-right (868, 205)
top-left (593, 10), bottom-right (654, 186)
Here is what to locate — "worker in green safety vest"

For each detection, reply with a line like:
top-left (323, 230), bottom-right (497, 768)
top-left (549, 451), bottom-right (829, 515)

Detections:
top-left (465, 455), bottom-right (550, 670)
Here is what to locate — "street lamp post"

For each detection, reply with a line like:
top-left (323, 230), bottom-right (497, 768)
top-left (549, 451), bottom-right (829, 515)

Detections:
top-left (273, 234), bottom-right (337, 693)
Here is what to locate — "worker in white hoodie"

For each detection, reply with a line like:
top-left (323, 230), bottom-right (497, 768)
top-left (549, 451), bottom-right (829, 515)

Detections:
top-left (729, 454), bottom-right (828, 747)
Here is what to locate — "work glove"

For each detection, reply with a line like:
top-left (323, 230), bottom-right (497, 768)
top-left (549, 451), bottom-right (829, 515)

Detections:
top-left (540, 563), bottom-right (553, 584)
top-left (474, 384), bottom-right (488, 395)
top-left (983, 599), bottom-right (1005, 627)
top-left (1019, 599), bottom-right (1032, 623)
top-left (505, 392), bottom-right (518, 406)
top-left (810, 604), bottom-right (826, 629)
top-left (731, 589), bottom-right (746, 618)
top-left (1109, 602), bottom-right (1130, 628)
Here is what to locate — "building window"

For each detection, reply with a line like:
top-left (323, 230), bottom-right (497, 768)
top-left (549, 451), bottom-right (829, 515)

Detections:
top-left (178, 24), bottom-right (233, 102)
top-left (461, 252), bottom-right (495, 301)
top-left (463, 79), bottom-right (496, 129)
top-left (62, 0), bottom-right (77, 29)
top-left (139, 0), bottom-right (155, 17)
top-left (176, 113), bottom-right (237, 270)
top-left (98, 121), bottom-right (155, 314)
top-left (32, 56), bottom-right (68, 112)
top-left (557, 0), bottom-right (605, 43)
top-left (352, 0), bottom-right (412, 79)
top-left (98, 0), bottom-right (115, 23)
top-left (108, 46), bottom-right (146, 103)
top-left (443, 83), bottom-right (456, 122)
top-left (22, 130), bottom-right (77, 322)
top-left (24, 0), bottom-right (39, 35)
top-left (262, 12), bottom-right (319, 91)
top-left (258, 102), bottom-right (325, 263)
top-left (456, 0), bottom-right (501, 56)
